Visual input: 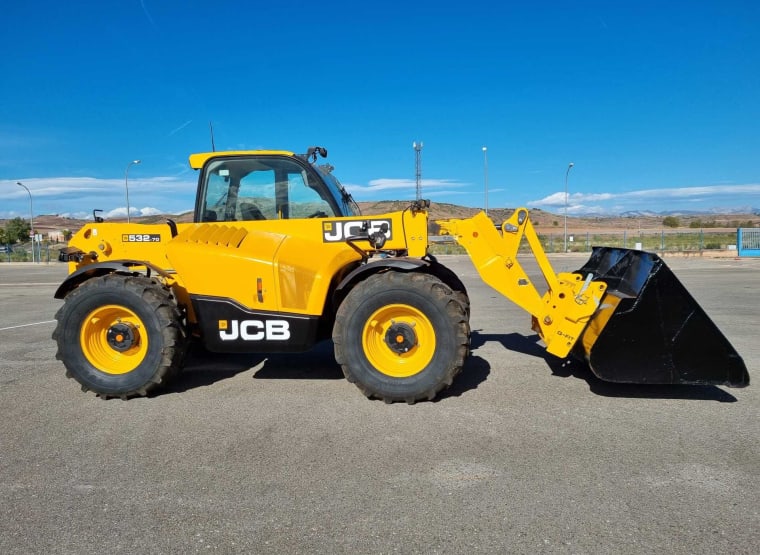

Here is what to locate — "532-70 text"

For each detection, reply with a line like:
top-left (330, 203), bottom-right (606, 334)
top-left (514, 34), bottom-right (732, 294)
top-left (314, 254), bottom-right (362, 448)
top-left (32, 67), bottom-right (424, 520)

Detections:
top-left (121, 234), bottom-right (161, 243)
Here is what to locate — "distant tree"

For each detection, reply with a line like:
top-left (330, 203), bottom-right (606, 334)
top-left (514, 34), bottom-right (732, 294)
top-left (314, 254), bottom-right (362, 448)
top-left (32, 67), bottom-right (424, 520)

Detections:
top-left (662, 216), bottom-right (680, 228)
top-left (689, 219), bottom-right (717, 228)
top-left (63, 229), bottom-right (73, 241)
top-left (0, 228), bottom-right (7, 245)
top-left (553, 220), bottom-right (558, 226)
top-left (4, 217), bottom-right (30, 243)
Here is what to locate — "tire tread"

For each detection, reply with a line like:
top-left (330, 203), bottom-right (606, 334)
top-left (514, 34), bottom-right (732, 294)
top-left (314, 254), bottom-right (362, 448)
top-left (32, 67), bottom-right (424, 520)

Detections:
top-left (333, 271), bottom-right (470, 403)
top-left (53, 273), bottom-right (186, 399)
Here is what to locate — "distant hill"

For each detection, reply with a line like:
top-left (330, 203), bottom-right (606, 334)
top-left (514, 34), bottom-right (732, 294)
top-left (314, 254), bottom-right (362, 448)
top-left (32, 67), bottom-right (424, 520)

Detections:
top-left (358, 201), bottom-right (760, 232)
top-left (4, 201), bottom-right (759, 237)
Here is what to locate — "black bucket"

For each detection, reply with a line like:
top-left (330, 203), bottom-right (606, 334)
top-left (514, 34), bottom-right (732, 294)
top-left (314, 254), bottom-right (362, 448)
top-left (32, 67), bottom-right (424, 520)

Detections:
top-left (574, 247), bottom-right (749, 387)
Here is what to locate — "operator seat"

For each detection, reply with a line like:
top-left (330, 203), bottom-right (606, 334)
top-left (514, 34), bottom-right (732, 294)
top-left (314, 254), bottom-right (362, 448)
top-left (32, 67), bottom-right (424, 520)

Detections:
top-left (240, 203), bottom-right (265, 221)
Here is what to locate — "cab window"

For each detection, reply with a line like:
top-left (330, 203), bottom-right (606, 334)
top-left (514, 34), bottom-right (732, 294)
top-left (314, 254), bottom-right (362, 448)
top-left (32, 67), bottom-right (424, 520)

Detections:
top-left (199, 156), bottom-right (337, 222)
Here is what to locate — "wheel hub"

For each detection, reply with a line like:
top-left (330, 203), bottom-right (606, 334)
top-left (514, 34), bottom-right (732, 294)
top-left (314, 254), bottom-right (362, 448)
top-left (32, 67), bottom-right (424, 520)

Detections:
top-left (106, 322), bottom-right (137, 352)
top-left (385, 322), bottom-right (417, 354)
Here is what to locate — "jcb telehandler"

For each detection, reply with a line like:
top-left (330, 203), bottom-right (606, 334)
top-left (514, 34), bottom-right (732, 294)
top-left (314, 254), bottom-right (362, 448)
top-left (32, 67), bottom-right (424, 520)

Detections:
top-left (53, 147), bottom-right (749, 402)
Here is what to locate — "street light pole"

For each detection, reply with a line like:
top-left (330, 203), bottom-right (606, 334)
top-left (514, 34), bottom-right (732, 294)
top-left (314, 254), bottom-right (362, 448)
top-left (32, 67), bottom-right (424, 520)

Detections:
top-left (125, 159), bottom-right (141, 223)
top-left (482, 146), bottom-right (489, 217)
top-left (564, 162), bottom-right (574, 253)
top-left (16, 182), bottom-right (34, 263)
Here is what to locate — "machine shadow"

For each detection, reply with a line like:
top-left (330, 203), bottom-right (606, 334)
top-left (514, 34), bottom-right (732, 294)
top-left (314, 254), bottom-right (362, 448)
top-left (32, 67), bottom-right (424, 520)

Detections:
top-left (470, 330), bottom-right (738, 403)
top-left (166, 340), bottom-right (491, 400)
top-left (166, 341), bottom-right (342, 394)
top-left (437, 355), bottom-right (491, 401)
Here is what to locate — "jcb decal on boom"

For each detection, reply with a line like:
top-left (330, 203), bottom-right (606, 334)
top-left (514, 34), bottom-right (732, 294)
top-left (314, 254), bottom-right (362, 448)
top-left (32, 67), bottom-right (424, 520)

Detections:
top-left (322, 219), bottom-right (392, 242)
top-left (218, 319), bottom-right (290, 341)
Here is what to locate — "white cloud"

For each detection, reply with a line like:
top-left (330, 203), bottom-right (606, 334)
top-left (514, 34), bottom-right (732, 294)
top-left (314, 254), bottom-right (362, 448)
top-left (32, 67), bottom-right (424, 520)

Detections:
top-left (140, 0), bottom-right (159, 29)
top-left (0, 176), bottom-right (196, 219)
top-left (345, 178), bottom-right (466, 199)
top-left (139, 206), bottom-right (165, 217)
top-left (529, 183), bottom-right (760, 214)
top-left (3, 174), bottom-right (758, 220)
top-left (167, 120), bottom-right (193, 137)
top-left (104, 207), bottom-right (129, 219)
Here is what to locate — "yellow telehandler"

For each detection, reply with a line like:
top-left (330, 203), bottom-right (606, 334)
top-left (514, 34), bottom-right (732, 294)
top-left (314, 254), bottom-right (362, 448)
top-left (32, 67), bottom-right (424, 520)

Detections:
top-left (53, 147), bottom-right (749, 402)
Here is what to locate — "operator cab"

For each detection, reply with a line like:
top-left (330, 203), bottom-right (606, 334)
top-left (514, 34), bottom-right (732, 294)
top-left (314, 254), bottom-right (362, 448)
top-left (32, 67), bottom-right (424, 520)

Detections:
top-left (191, 148), bottom-right (360, 223)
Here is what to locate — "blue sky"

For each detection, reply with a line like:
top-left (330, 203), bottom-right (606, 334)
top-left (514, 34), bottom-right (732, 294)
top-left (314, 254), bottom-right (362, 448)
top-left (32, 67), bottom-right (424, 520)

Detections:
top-left (1, 1), bottom-right (759, 220)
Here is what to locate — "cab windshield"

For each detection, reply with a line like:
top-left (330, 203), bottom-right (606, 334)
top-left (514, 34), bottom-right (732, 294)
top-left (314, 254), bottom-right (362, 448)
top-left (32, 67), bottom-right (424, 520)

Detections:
top-left (314, 164), bottom-right (361, 217)
top-left (197, 156), bottom-right (345, 222)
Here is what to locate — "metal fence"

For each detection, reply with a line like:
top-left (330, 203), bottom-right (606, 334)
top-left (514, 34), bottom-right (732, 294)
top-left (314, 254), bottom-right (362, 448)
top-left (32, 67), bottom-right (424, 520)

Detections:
top-left (536, 230), bottom-right (738, 253)
top-left (1, 229), bottom-right (750, 262)
top-left (738, 228), bottom-right (760, 257)
top-left (0, 242), bottom-right (55, 263)
top-left (430, 229), bottom-right (741, 255)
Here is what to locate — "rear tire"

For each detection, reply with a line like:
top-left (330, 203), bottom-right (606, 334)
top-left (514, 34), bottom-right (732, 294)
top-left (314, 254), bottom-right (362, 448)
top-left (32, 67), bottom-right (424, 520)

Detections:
top-left (53, 274), bottom-right (186, 399)
top-left (333, 271), bottom-right (469, 403)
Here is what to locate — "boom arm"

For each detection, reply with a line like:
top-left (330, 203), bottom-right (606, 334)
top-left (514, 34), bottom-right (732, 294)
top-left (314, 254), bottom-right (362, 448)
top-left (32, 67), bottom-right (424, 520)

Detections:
top-left (437, 208), bottom-right (608, 358)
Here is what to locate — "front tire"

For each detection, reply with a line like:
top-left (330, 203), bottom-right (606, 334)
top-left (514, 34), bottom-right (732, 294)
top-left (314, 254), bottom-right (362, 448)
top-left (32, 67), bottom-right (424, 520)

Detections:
top-left (53, 274), bottom-right (186, 399)
top-left (333, 271), bottom-right (469, 403)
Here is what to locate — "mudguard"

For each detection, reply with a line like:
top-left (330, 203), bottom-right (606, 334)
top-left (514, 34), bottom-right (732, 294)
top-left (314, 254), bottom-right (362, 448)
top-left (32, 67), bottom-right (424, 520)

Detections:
top-left (53, 260), bottom-right (171, 300)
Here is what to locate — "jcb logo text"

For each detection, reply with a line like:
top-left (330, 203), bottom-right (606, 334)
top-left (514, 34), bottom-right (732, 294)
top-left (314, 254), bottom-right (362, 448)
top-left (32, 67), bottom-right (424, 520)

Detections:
top-left (322, 220), bottom-right (392, 242)
top-left (219, 320), bottom-right (291, 341)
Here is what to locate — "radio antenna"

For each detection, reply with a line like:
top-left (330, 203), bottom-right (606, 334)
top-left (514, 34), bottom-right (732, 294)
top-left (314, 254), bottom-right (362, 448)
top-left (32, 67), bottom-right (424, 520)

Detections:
top-left (209, 121), bottom-right (216, 151)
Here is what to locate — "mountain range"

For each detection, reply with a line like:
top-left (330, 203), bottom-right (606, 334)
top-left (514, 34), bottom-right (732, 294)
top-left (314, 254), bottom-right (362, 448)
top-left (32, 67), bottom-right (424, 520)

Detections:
top-left (3, 201), bottom-right (758, 238)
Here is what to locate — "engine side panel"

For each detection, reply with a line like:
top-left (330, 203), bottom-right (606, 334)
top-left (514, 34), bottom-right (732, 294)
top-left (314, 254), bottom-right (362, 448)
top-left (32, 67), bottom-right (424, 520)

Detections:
top-left (192, 296), bottom-right (320, 353)
top-left (64, 209), bottom-right (430, 325)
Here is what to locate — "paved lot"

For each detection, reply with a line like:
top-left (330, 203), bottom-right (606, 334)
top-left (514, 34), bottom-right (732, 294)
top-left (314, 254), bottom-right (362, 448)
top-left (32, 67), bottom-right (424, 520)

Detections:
top-left (1, 255), bottom-right (758, 554)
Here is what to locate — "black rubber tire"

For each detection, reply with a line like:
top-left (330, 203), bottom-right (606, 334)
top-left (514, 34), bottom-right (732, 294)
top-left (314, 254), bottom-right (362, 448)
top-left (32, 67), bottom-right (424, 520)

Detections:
top-left (424, 259), bottom-right (471, 317)
top-left (53, 274), bottom-right (186, 399)
top-left (333, 271), bottom-right (469, 403)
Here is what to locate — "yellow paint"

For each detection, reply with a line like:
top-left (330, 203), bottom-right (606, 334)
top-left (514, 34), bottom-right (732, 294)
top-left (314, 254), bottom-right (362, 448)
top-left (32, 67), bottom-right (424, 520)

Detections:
top-left (79, 304), bottom-right (147, 374)
top-left (65, 210), bottom-right (429, 321)
top-left (361, 303), bottom-right (435, 378)
top-left (437, 209), bottom-right (608, 358)
top-left (577, 292), bottom-right (623, 359)
top-left (63, 149), bottom-right (610, 365)
top-left (189, 150), bottom-right (295, 170)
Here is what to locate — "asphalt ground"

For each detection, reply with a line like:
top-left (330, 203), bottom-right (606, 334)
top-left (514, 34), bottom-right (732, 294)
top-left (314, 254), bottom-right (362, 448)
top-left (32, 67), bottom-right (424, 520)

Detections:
top-left (1, 254), bottom-right (758, 554)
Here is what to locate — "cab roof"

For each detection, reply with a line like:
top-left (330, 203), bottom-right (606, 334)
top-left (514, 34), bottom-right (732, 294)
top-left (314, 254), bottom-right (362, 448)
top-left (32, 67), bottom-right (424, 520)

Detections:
top-left (188, 150), bottom-right (296, 170)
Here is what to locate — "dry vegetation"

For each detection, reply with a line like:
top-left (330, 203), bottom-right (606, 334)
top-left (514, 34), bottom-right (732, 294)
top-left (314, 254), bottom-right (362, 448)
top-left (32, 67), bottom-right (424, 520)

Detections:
top-left (6, 201), bottom-right (760, 238)
top-left (360, 202), bottom-right (759, 233)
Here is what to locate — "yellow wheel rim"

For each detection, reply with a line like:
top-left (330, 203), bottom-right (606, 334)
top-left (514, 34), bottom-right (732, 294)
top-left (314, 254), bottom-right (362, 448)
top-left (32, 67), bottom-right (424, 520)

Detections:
top-left (362, 303), bottom-right (435, 378)
top-left (80, 304), bottom-right (148, 374)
